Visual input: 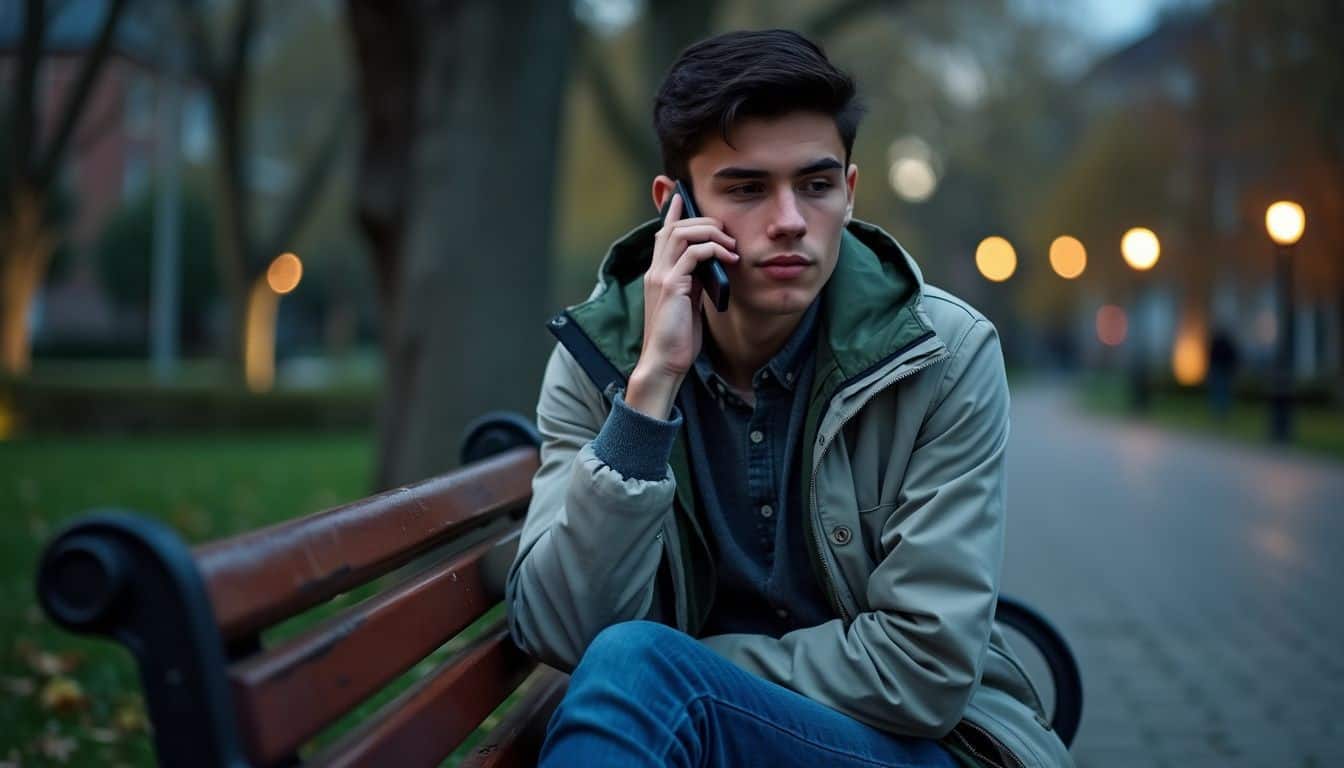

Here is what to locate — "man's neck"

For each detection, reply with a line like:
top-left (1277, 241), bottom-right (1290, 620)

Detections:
top-left (702, 306), bottom-right (807, 393)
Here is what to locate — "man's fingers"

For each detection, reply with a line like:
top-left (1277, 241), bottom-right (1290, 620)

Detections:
top-left (661, 193), bottom-right (683, 227)
top-left (671, 242), bottom-right (737, 279)
top-left (667, 223), bottom-right (736, 252)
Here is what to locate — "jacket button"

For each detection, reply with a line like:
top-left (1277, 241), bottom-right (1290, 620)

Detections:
top-left (550, 315), bottom-right (568, 327)
top-left (831, 526), bottom-right (852, 545)
top-left (1034, 713), bottom-right (1052, 730)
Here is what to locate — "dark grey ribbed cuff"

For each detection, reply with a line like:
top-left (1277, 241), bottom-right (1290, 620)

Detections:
top-left (590, 390), bottom-right (683, 481)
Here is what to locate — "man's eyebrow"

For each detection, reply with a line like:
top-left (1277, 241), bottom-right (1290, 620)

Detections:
top-left (711, 158), bottom-right (843, 180)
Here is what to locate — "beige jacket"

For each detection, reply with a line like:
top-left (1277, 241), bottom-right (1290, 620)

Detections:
top-left (506, 219), bottom-right (1075, 768)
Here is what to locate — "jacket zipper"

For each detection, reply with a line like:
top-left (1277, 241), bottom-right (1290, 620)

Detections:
top-left (807, 347), bottom-right (945, 623)
top-left (953, 719), bottom-right (1027, 768)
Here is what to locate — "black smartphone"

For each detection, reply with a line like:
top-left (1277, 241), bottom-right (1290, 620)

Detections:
top-left (660, 179), bottom-right (730, 312)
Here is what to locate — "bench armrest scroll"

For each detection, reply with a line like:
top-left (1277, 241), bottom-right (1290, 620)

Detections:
top-left (37, 512), bottom-right (250, 768)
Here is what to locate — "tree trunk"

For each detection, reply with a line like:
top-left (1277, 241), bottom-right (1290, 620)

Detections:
top-left (364, 0), bottom-right (575, 488)
top-left (1, 187), bottom-right (55, 375)
top-left (209, 93), bottom-right (252, 379)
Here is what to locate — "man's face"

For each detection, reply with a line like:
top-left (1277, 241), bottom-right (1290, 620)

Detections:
top-left (667, 111), bottom-right (857, 319)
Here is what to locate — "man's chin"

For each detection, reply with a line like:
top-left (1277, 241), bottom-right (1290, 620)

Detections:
top-left (738, 287), bottom-right (821, 317)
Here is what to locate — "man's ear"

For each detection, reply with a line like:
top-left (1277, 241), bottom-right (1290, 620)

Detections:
top-left (652, 175), bottom-right (676, 213)
top-left (844, 163), bottom-right (858, 224)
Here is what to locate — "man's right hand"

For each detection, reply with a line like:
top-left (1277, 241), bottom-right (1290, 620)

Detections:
top-left (624, 193), bottom-right (738, 420)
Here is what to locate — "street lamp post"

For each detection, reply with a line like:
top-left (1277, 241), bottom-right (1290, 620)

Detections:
top-left (244, 253), bottom-right (304, 393)
top-left (1265, 201), bottom-right (1305, 443)
top-left (1121, 227), bottom-right (1161, 411)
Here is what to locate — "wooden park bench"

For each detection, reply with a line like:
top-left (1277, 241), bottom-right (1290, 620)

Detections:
top-left (36, 413), bottom-right (1082, 767)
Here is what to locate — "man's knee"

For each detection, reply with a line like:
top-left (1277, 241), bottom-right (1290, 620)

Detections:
top-left (575, 620), bottom-right (691, 682)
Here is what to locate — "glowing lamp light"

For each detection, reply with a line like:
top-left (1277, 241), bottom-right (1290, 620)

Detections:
top-left (975, 236), bottom-right (1017, 282)
top-left (1121, 228), bottom-right (1160, 271)
top-left (1265, 201), bottom-right (1304, 246)
top-left (1171, 329), bottom-right (1208, 386)
top-left (267, 252), bottom-right (303, 295)
top-left (888, 157), bottom-right (938, 202)
top-left (1096, 305), bottom-right (1128, 347)
top-left (1049, 236), bottom-right (1087, 279)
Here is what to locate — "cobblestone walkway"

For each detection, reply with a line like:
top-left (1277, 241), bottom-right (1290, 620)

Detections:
top-left (1001, 384), bottom-right (1343, 768)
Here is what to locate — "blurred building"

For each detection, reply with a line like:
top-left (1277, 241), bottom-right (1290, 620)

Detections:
top-left (0, 0), bottom-right (211, 346)
top-left (1071, 4), bottom-right (1341, 385)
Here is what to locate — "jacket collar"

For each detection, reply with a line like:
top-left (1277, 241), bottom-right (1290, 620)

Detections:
top-left (559, 218), bottom-right (934, 388)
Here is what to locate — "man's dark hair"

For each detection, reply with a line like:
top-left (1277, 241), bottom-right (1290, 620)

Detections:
top-left (653, 29), bottom-right (864, 183)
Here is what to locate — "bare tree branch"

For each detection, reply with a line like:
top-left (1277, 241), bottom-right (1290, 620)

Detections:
top-left (228, 0), bottom-right (258, 94)
top-left (258, 96), bottom-right (351, 266)
top-left (10, 0), bottom-right (46, 179)
top-left (34, 0), bottom-right (128, 188)
top-left (803, 0), bottom-right (910, 41)
top-left (577, 31), bottom-right (658, 174)
top-left (171, 0), bottom-right (220, 89)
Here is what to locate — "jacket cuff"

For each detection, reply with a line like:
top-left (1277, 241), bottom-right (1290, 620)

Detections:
top-left (590, 390), bottom-right (682, 481)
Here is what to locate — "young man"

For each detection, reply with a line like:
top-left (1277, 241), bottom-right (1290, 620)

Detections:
top-left (506, 29), bottom-right (1074, 768)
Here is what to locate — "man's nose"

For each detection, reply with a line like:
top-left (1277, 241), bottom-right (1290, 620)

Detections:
top-left (766, 189), bottom-right (807, 240)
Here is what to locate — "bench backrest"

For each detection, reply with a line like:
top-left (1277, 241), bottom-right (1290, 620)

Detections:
top-left (37, 417), bottom-right (562, 768)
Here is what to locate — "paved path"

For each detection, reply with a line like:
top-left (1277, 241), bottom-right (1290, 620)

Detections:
top-left (1000, 383), bottom-right (1344, 768)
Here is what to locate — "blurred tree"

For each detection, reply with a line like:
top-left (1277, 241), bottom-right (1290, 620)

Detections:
top-left (1217, 0), bottom-right (1344, 370)
top-left (1025, 0), bottom-right (1344, 372)
top-left (575, 0), bottom-right (916, 179)
top-left (1, 0), bottom-right (128, 375)
top-left (349, 0), bottom-right (575, 488)
top-left (171, 0), bottom-right (349, 377)
top-left (96, 186), bottom-right (217, 350)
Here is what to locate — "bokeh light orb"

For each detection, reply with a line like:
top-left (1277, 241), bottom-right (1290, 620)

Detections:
top-left (888, 157), bottom-right (938, 202)
top-left (1121, 228), bottom-right (1160, 271)
top-left (267, 252), bottom-right (303, 295)
top-left (1172, 329), bottom-right (1208, 386)
top-left (1049, 236), bottom-right (1087, 279)
top-left (1265, 201), bottom-right (1305, 246)
top-left (1096, 305), bottom-right (1128, 347)
top-left (975, 236), bottom-right (1017, 282)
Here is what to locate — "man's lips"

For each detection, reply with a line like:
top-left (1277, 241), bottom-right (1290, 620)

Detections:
top-left (758, 254), bottom-right (810, 267)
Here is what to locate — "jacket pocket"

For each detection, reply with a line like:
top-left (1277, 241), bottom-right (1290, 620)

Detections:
top-left (946, 718), bottom-right (1026, 768)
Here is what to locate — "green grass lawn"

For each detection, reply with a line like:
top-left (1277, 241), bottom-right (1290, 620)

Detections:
top-left (1076, 375), bottom-right (1344, 462)
top-left (2, 433), bottom-right (375, 766)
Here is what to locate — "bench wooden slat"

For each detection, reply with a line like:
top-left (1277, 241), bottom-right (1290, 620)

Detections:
top-left (458, 667), bottom-right (568, 768)
top-left (228, 525), bottom-right (521, 766)
top-left (196, 446), bottom-right (538, 640)
top-left (306, 622), bottom-right (533, 768)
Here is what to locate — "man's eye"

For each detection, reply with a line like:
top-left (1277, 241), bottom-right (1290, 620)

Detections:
top-left (803, 179), bottom-right (834, 193)
top-left (728, 183), bottom-right (764, 196)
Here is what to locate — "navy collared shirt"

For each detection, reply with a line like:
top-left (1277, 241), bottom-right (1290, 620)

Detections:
top-left (680, 299), bottom-right (835, 637)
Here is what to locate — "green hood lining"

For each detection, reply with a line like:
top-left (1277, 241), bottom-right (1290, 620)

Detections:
top-left (563, 218), bottom-right (932, 383)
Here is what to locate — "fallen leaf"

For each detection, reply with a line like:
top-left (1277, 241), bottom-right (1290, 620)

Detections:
top-left (39, 677), bottom-right (88, 714)
top-left (87, 727), bottom-right (120, 744)
top-left (35, 733), bottom-right (77, 763)
top-left (1, 676), bottom-right (36, 697)
top-left (113, 702), bottom-right (148, 734)
top-left (21, 647), bottom-right (82, 677)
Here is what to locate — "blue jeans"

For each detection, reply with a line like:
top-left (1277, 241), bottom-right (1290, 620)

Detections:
top-left (538, 621), bottom-right (960, 767)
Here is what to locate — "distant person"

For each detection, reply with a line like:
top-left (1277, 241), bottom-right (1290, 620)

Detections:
top-left (506, 29), bottom-right (1073, 768)
top-left (1208, 327), bottom-right (1240, 419)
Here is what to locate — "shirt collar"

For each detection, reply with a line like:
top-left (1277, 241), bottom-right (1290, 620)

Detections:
top-left (693, 298), bottom-right (820, 395)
